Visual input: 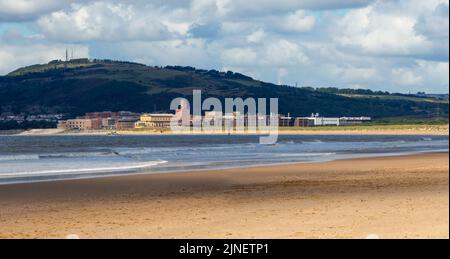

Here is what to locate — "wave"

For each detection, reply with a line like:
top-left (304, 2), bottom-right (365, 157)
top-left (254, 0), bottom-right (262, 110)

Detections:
top-left (0, 154), bottom-right (40, 161)
top-left (279, 140), bottom-right (296, 145)
top-left (38, 152), bottom-right (117, 159)
top-left (0, 152), bottom-right (119, 161)
top-left (301, 140), bottom-right (324, 144)
top-left (0, 160), bottom-right (168, 177)
top-left (111, 144), bottom-right (249, 156)
top-left (274, 152), bottom-right (336, 157)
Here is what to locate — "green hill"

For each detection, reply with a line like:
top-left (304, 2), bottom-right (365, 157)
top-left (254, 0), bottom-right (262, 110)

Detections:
top-left (0, 59), bottom-right (448, 120)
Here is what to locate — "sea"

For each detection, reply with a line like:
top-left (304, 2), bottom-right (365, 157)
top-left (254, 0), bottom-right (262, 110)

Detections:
top-left (0, 134), bottom-right (448, 184)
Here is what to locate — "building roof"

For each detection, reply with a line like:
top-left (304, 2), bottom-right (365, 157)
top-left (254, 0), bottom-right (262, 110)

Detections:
top-left (141, 113), bottom-right (174, 117)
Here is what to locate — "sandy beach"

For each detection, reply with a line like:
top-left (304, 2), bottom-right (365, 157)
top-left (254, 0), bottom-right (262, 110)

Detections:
top-left (9, 124), bottom-right (450, 136)
top-left (0, 152), bottom-right (448, 239)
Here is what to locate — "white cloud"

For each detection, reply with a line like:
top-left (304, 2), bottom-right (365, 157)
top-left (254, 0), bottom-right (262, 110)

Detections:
top-left (221, 21), bottom-right (257, 35)
top-left (246, 29), bottom-right (266, 43)
top-left (392, 68), bottom-right (423, 86)
top-left (274, 10), bottom-right (316, 33)
top-left (37, 1), bottom-right (186, 42)
top-left (0, 39), bottom-right (88, 74)
top-left (331, 66), bottom-right (378, 82)
top-left (220, 39), bottom-right (309, 68)
top-left (277, 67), bottom-right (289, 85)
top-left (391, 60), bottom-right (449, 92)
top-left (0, 0), bottom-right (448, 93)
top-left (113, 39), bottom-right (214, 68)
top-left (336, 6), bottom-right (433, 56)
top-left (221, 48), bottom-right (257, 65)
top-left (415, 2), bottom-right (449, 39)
top-left (263, 39), bottom-right (309, 66)
top-left (334, 0), bottom-right (449, 62)
top-left (0, 0), bottom-right (73, 21)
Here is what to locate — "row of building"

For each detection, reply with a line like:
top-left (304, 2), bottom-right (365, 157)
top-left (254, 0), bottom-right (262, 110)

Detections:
top-left (282, 113), bottom-right (372, 127)
top-left (0, 114), bottom-right (65, 123)
top-left (57, 111), bottom-right (141, 130)
top-left (57, 110), bottom-right (371, 130)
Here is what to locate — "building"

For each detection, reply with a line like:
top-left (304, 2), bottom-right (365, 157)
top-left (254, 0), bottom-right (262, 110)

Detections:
top-left (57, 110), bottom-right (372, 130)
top-left (135, 113), bottom-right (174, 128)
top-left (26, 114), bottom-right (65, 122)
top-left (1, 113), bottom-right (64, 124)
top-left (295, 113), bottom-right (340, 127)
top-left (294, 117), bottom-right (315, 127)
top-left (85, 111), bottom-right (139, 121)
top-left (244, 114), bottom-right (260, 128)
top-left (116, 111), bottom-right (140, 121)
top-left (225, 112), bottom-right (247, 128)
top-left (279, 114), bottom-right (294, 127)
top-left (116, 119), bottom-right (137, 129)
top-left (314, 117), bottom-right (340, 126)
top-left (85, 111), bottom-right (116, 119)
top-left (59, 111), bottom-right (140, 130)
top-left (203, 111), bottom-right (223, 127)
top-left (65, 118), bottom-right (102, 130)
top-left (294, 114), bottom-right (371, 127)
top-left (256, 114), bottom-right (275, 128)
top-left (174, 100), bottom-right (191, 127)
top-left (339, 117), bottom-right (372, 125)
top-left (191, 115), bottom-right (203, 127)
top-left (101, 118), bottom-right (117, 129)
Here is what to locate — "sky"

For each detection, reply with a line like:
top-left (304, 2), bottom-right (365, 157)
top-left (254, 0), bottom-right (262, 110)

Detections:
top-left (0, 0), bottom-right (448, 93)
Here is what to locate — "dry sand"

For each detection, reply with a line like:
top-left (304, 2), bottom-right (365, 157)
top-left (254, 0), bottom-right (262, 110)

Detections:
top-left (11, 124), bottom-right (450, 136)
top-left (0, 153), bottom-right (448, 239)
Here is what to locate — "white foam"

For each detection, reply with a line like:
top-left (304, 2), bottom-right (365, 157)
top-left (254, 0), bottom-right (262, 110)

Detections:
top-left (0, 154), bottom-right (39, 161)
top-left (39, 152), bottom-right (115, 159)
top-left (0, 160), bottom-right (167, 177)
top-left (0, 152), bottom-right (117, 161)
top-left (301, 140), bottom-right (324, 144)
top-left (275, 152), bottom-right (336, 157)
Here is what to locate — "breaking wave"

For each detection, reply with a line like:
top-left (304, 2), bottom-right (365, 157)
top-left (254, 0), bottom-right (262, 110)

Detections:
top-left (0, 160), bottom-right (167, 177)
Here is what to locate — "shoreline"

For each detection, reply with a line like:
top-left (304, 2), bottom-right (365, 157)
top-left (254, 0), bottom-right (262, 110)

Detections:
top-left (0, 150), bottom-right (447, 187)
top-left (0, 152), bottom-right (448, 238)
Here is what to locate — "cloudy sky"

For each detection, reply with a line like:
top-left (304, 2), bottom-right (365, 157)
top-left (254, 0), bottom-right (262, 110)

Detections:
top-left (0, 0), bottom-right (448, 93)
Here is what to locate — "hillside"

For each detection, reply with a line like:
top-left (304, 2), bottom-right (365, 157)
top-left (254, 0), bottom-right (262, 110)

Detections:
top-left (0, 59), bottom-right (448, 120)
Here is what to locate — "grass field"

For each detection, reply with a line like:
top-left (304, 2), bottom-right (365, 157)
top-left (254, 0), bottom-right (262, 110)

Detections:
top-left (277, 124), bottom-right (449, 132)
top-left (338, 93), bottom-right (449, 104)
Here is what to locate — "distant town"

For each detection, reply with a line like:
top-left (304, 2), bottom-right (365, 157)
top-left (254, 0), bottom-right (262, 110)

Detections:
top-left (52, 109), bottom-right (371, 131)
top-left (0, 106), bottom-right (373, 131)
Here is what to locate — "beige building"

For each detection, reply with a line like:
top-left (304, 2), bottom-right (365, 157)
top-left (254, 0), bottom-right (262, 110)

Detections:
top-left (64, 118), bottom-right (102, 130)
top-left (135, 113), bottom-right (174, 128)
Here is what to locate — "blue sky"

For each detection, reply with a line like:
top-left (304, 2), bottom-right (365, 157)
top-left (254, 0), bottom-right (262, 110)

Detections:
top-left (0, 0), bottom-right (448, 93)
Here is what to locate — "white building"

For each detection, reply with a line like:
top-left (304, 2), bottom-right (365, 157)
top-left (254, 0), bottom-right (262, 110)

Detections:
top-left (309, 113), bottom-right (340, 126)
top-left (339, 116), bottom-right (372, 125)
top-left (296, 113), bottom-right (372, 127)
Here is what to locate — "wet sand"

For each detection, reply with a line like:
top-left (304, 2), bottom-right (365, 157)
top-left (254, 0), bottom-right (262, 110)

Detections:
top-left (0, 153), bottom-right (448, 239)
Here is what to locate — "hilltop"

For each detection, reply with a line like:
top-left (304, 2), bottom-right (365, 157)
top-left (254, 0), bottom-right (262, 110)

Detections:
top-left (0, 59), bottom-right (448, 120)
